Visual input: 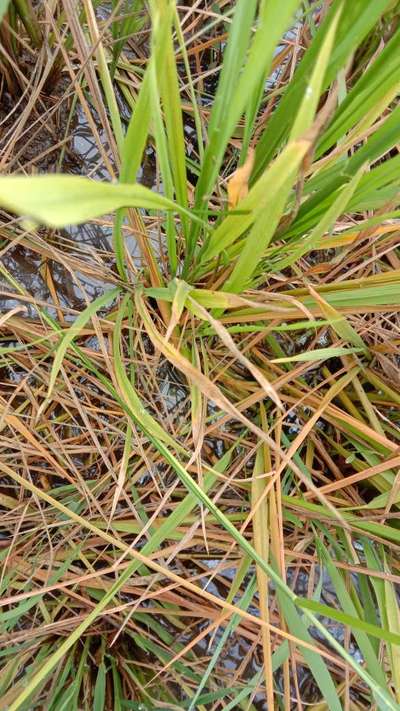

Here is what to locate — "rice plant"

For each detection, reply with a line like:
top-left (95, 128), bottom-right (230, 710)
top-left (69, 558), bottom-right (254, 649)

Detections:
top-left (1, 1), bottom-right (400, 709)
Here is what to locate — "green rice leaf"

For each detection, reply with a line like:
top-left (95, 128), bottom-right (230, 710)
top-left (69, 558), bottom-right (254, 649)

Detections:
top-left (271, 346), bottom-right (364, 363)
top-left (0, 0), bottom-right (10, 22)
top-left (93, 663), bottom-right (106, 711)
top-left (47, 288), bottom-right (119, 398)
top-left (0, 175), bottom-right (200, 228)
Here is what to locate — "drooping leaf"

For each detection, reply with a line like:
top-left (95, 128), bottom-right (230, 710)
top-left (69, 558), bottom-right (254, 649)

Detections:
top-left (0, 175), bottom-right (200, 228)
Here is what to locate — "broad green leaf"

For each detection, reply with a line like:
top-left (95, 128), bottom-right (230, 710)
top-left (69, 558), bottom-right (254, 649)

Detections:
top-left (286, 153), bottom-right (400, 242)
top-left (0, 175), bottom-right (200, 228)
top-left (300, 281), bottom-right (400, 310)
top-left (113, 67), bottom-right (155, 280)
top-left (120, 94), bottom-right (150, 177)
top-left (153, 0), bottom-right (188, 215)
top-left (147, 0), bottom-right (180, 270)
top-left (110, 659), bottom-right (123, 711)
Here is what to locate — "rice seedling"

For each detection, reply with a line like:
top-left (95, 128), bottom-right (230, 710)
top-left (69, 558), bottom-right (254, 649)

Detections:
top-left (1, 1), bottom-right (400, 709)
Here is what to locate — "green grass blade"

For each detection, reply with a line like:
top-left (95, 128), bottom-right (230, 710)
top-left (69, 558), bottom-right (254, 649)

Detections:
top-left (112, 294), bottom-right (184, 451)
top-left (85, 0), bottom-right (124, 154)
top-left (276, 588), bottom-right (342, 711)
top-left (93, 663), bottom-right (106, 711)
top-left (219, 6), bottom-right (340, 292)
top-left (48, 287), bottom-right (119, 398)
top-left (383, 556), bottom-right (400, 703)
top-left (111, 0), bottom-right (144, 77)
top-left (273, 166), bottom-right (365, 273)
top-left (290, 5), bottom-right (342, 141)
top-left (188, 577), bottom-right (257, 711)
top-left (191, 0), bottom-right (257, 207)
top-left (317, 27), bottom-right (400, 156)
top-left (253, 0), bottom-right (393, 180)
top-left (193, 0), bottom-right (301, 206)
top-left (299, 597), bottom-right (400, 649)
top-left (0, 175), bottom-right (201, 228)
top-left (152, 0), bottom-right (188, 216)
top-left (200, 139), bottom-right (309, 265)
top-left (113, 66), bottom-right (152, 280)
top-left (271, 346), bottom-right (363, 363)
top-left (0, 0), bottom-right (11, 22)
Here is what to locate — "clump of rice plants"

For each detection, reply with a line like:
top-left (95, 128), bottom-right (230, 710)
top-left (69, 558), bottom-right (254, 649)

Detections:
top-left (1, 1), bottom-right (400, 709)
